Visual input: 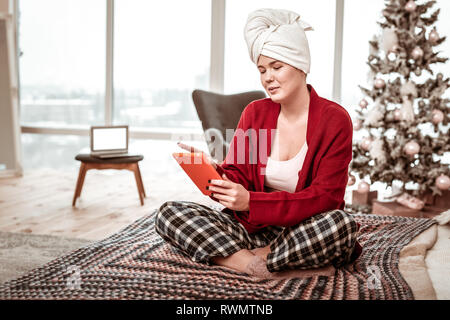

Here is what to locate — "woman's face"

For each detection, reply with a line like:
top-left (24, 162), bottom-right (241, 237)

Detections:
top-left (257, 55), bottom-right (306, 104)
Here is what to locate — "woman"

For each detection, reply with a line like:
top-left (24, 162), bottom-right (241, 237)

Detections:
top-left (155, 8), bottom-right (362, 278)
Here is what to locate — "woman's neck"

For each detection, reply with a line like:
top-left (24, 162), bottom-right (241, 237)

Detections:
top-left (280, 84), bottom-right (310, 123)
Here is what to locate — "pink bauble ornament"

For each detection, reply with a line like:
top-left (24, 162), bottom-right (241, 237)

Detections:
top-left (404, 140), bottom-right (420, 156)
top-left (435, 174), bottom-right (450, 190)
top-left (405, 0), bottom-right (417, 12)
top-left (394, 109), bottom-right (402, 121)
top-left (358, 181), bottom-right (370, 193)
top-left (375, 78), bottom-right (386, 89)
top-left (359, 99), bottom-right (368, 109)
top-left (353, 119), bottom-right (363, 131)
top-left (431, 109), bottom-right (444, 124)
top-left (348, 175), bottom-right (356, 186)
top-left (411, 46), bottom-right (424, 60)
top-left (429, 29), bottom-right (439, 44)
top-left (360, 138), bottom-right (372, 151)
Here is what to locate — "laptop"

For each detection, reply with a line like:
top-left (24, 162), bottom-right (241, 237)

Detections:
top-left (90, 125), bottom-right (134, 159)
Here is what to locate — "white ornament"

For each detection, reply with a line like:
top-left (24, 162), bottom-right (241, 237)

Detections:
top-left (381, 27), bottom-right (399, 54)
top-left (400, 81), bottom-right (417, 98)
top-left (387, 52), bottom-right (397, 61)
top-left (364, 103), bottom-right (385, 126)
top-left (400, 96), bottom-right (415, 122)
top-left (369, 138), bottom-right (387, 164)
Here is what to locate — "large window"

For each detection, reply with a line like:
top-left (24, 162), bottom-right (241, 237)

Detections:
top-left (113, 0), bottom-right (211, 129)
top-left (16, 0), bottom-right (450, 170)
top-left (224, 0), bottom-right (336, 99)
top-left (18, 0), bottom-right (106, 127)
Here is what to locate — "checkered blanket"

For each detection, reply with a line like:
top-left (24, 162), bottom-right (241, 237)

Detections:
top-left (0, 210), bottom-right (436, 300)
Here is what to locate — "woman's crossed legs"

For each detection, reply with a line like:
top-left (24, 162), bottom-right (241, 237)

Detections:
top-left (155, 201), bottom-right (359, 276)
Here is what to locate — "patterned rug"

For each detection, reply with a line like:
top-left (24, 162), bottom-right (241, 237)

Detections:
top-left (0, 210), bottom-right (436, 300)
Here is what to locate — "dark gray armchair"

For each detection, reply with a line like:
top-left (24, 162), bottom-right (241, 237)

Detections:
top-left (192, 89), bottom-right (266, 162)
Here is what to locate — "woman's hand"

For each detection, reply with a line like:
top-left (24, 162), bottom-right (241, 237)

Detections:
top-left (177, 141), bottom-right (218, 169)
top-left (208, 174), bottom-right (250, 211)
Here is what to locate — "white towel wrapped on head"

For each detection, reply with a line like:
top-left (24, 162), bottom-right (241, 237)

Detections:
top-left (244, 8), bottom-right (313, 74)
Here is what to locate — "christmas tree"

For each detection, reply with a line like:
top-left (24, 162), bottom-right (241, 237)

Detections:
top-left (349, 0), bottom-right (450, 206)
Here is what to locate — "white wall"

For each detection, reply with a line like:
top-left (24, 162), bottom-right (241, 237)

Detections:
top-left (0, 2), bottom-right (22, 176)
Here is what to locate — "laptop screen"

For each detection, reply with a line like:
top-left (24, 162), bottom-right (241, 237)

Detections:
top-left (91, 126), bottom-right (128, 152)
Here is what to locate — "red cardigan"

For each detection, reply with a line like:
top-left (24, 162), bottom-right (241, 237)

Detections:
top-left (215, 84), bottom-right (362, 257)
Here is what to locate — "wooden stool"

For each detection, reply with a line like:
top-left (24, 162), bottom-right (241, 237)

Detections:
top-left (72, 154), bottom-right (146, 206)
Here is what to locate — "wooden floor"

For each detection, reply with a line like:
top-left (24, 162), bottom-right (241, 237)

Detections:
top-left (0, 165), bottom-right (218, 241)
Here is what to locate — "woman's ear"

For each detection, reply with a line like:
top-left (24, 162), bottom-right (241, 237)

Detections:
top-left (302, 71), bottom-right (307, 80)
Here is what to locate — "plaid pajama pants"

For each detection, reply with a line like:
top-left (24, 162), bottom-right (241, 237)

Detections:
top-left (155, 201), bottom-right (359, 273)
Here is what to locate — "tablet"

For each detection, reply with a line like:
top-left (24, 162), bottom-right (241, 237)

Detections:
top-left (172, 152), bottom-right (223, 196)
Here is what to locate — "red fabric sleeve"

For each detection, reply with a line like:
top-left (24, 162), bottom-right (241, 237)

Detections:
top-left (248, 109), bottom-right (353, 227)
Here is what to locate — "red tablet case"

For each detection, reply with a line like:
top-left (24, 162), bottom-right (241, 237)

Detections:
top-left (172, 152), bottom-right (223, 195)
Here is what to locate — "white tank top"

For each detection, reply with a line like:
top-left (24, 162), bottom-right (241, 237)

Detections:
top-left (264, 141), bottom-right (308, 193)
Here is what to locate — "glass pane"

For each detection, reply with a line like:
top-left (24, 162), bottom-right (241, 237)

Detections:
top-left (224, 0), bottom-right (336, 99)
top-left (114, 0), bottom-right (211, 130)
top-left (18, 0), bottom-right (106, 127)
top-left (21, 133), bottom-right (89, 170)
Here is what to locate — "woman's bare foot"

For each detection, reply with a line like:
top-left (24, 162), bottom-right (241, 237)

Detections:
top-left (245, 255), bottom-right (273, 279)
top-left (211, 247), bottom-right (276, 278)
top-left (211, 249), bottom-right (256, 273)
top-left (251, 245), bottom-right (271, 261)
